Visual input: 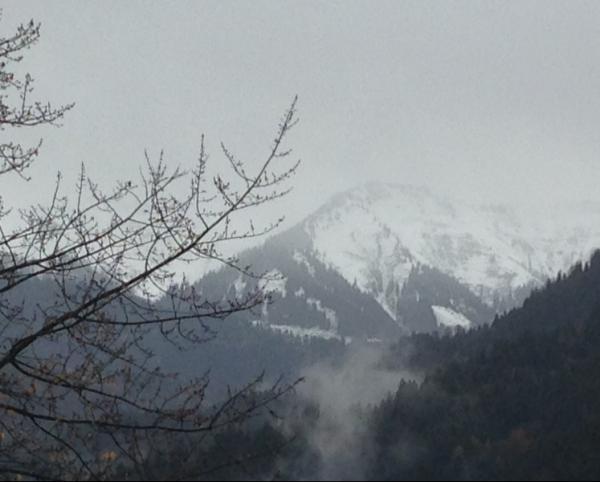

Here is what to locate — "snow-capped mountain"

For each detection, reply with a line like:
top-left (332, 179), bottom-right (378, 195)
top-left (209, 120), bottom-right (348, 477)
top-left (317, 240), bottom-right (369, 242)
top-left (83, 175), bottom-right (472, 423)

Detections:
top-left (193, 182), bottom-right (600, 339)
top-left (305, 183), bottom-right (600, 318)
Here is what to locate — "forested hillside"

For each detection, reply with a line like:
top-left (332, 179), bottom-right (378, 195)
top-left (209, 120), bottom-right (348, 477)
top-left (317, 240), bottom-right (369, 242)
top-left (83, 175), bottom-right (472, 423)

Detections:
top-left (367, 253), bottom-right (600, 480)
top-left (165, 252), bottom-right (600, 481)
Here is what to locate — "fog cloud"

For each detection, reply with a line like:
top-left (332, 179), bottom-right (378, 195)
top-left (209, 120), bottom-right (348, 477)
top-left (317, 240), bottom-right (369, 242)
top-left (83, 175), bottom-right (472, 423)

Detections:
top-left (291, 345), bottom-right (420, 480)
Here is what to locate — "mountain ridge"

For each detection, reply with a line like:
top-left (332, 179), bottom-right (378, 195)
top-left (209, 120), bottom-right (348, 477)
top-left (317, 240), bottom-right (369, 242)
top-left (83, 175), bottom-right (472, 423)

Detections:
top-left (301, 182), bottom-right (600, 317)
top-left (188, 182), bottom-right (600, 338)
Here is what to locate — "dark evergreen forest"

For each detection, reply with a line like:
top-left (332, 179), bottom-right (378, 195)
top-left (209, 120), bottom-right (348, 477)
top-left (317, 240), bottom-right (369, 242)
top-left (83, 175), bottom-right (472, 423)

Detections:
top-left (140, 252), bottom-right (600, 481)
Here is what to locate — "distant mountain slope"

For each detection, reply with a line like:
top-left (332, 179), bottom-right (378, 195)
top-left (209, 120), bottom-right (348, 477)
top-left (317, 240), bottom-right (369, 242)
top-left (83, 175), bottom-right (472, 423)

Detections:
top-left (396, 265), bottom-right (495, 333)
top-left (305, 183), bottom-right (600, 317)
top-left (389, 251), bottom-right (600, 372)
top-left (197, 226), bottom-right (401, 340)
top-left (493, 254), bottom-right (600, 337)
top-left (191, 183), bottom-right (600, 337)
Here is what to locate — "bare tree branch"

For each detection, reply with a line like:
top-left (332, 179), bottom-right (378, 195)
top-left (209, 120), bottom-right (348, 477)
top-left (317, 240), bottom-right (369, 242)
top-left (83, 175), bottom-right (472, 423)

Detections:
top-left (0, 17), bottom-right (300, 480)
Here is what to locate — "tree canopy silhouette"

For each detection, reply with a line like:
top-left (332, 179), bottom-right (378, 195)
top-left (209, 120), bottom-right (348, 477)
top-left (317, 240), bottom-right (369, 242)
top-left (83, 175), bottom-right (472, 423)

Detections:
top-left (0, 16), bottom-right (299, 480)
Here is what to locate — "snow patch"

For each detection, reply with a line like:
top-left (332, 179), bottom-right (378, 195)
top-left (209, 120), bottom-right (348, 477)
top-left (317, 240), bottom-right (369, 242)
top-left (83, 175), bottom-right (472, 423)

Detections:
top-left (258, 269), bottom-right (287, 298)
top-left (432, 306), bottom-right (472, 330)
top-left (293, 250), bottom-right (316, 277)
top-left (306, 297), bottom-right (338, 331)
top-left (251, 320), bottom-right (349, 344)
top-left (233, 276), bottom-right (247, 297)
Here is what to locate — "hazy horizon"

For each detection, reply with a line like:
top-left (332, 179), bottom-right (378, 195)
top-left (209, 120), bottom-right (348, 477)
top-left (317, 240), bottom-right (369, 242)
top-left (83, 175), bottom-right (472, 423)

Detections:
top-left (2, 0), bottom-right (600, 236)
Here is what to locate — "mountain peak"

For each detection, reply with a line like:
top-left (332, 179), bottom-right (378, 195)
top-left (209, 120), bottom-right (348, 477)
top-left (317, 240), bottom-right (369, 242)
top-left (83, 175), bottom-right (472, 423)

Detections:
top-left (312, 182), bottom-right (438, 213)
top-left (300, 183), bottom-right (600, 318)
top-left (194, 183), bottom-right (600, 339)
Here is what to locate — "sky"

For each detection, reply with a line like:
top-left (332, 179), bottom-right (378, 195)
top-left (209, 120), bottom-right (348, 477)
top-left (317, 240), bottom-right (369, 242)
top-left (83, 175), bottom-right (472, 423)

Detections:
top-left (3, 0), bottom-right (600, 234)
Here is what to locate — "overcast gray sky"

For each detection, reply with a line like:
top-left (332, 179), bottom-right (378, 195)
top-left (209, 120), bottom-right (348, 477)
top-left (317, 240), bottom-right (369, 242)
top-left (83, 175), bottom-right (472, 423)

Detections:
top-left (3, 0), bottom-right (600, 230)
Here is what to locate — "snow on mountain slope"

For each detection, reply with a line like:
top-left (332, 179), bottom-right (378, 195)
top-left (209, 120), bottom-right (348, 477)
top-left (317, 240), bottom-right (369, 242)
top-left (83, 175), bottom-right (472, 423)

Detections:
top-left (432, 306), bottom-right (472, 331)
top-left (191, 182), bottom-right (600, 339)
top-left (303, 182), bottom-right (600, 317)
top-left (195, 231), bottom-right (401, 340)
